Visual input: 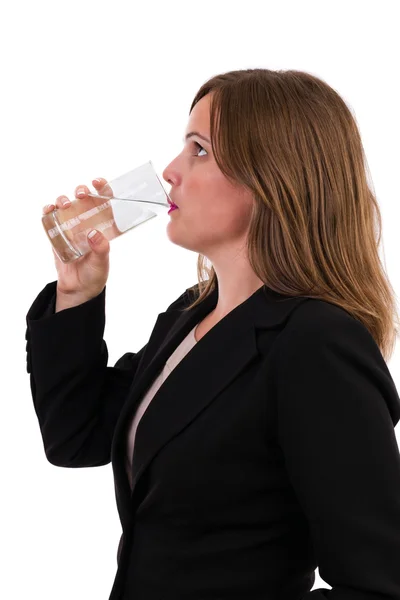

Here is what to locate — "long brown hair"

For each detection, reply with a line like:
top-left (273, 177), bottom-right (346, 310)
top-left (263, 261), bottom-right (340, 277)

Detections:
top-left (180, 68), bottom-right (399, 363)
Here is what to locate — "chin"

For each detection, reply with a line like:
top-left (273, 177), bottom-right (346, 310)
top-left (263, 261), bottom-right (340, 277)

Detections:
top-left (166, 229), bottom-right (201, 254)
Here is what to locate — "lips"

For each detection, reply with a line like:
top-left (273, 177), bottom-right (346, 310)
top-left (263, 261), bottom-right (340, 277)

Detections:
top-left (168, 199), bottom-right (179, 208)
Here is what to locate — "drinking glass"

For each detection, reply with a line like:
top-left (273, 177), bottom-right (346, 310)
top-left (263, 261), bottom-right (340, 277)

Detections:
top-left (42, 161), bottom-right (172, 263)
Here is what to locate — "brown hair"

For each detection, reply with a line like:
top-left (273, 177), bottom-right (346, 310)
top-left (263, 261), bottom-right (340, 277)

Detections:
top-left (180, 68), bottom-right (399, 363)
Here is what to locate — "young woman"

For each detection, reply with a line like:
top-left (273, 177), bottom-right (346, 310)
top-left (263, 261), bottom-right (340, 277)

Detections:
top-left (26, 68), bottom-right (400, 600)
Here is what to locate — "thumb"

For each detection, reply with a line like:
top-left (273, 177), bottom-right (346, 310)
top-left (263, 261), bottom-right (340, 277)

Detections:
top-left (87, 229), bottom-right (110, 255)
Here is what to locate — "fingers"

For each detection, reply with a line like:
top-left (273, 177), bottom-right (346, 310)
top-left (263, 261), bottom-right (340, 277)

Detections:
top-left (92, 177), bottom-right (113, 198)
top-left (74, 184), bottom-right (91, 199)
top-left (42, 203), bottom-right (55, 215)
top-left (74, 178), bottom-right (112, 199)
top-left (42, 177), bottom-right (111, 214)
top-left (42, 195), bottom-right (71, 214)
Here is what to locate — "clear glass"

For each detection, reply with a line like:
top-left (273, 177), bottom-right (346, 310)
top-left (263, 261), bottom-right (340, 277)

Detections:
top-left (42, 160), bottom-right (172, 263)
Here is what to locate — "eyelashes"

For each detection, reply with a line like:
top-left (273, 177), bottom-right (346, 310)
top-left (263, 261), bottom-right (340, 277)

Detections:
top-left (193, 141), bottom-right (207, 157)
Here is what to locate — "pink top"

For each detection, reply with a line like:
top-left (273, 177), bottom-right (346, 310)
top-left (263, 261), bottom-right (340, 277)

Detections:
top-left (125, 324), bottom-right (199, 489)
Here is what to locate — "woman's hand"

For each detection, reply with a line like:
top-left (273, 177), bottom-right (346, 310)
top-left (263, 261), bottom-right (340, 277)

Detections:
top-left (43, 177), bottom-right (112, 306)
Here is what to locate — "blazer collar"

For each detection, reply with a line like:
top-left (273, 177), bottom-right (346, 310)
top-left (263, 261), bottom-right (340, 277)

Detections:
top-left (111, 283), bottom-right (311, 525)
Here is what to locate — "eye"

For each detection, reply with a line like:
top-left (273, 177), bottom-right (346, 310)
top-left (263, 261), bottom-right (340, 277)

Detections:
top-left (193, 141), bottom-right (207, 157)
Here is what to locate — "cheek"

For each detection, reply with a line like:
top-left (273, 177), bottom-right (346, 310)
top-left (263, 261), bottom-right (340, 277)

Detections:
top-left (196, 201), bottom-right (251, 240)
top-left (183, 171), bottom-right (252, 231)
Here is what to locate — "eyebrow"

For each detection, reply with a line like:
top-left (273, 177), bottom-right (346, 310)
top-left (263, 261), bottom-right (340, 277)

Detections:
top-left (183, 131), bottom-right (211, 144)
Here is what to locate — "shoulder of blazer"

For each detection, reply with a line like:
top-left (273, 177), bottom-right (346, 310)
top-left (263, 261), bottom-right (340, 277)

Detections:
top-left (284, 296), bottom-right (363, 333)
top-left (270, 296), bottom-right (400, 424)
top-left (275, 296), bottom-right (375, 354)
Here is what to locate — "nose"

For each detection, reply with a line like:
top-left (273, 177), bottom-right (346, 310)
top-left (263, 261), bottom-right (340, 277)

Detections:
top-left (162, 163), bottom-right (173, 186)
top-left (162, 161), bottom-right (178, 189)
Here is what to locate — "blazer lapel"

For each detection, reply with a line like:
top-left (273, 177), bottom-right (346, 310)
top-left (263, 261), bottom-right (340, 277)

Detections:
top-left (111, 283), bottom-right (311, 522)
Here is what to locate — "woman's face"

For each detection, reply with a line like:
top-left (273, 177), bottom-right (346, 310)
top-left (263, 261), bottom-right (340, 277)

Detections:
top-left (162, 94), bottom-right (254, 259)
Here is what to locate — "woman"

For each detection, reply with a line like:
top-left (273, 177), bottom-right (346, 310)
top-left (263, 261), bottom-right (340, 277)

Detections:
top-left (26, 68), bottom-right (400, 600)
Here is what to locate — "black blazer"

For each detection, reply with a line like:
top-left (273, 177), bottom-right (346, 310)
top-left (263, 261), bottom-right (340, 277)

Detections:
top-left (25, 279), bottom-right (400, 600)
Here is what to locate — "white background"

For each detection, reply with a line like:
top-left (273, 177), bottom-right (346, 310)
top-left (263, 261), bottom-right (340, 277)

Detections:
top-left (1, 0), bottom-right (399, 598)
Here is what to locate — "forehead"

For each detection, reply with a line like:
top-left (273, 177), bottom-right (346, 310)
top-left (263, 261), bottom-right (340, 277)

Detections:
top-left (186, 94), bottom-right (211, 133)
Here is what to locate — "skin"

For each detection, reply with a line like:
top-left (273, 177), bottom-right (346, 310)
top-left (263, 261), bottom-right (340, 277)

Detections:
top-left (162, 93), bottom-right (265, 321)
top-left (43, 93), bottom-right (265, 321)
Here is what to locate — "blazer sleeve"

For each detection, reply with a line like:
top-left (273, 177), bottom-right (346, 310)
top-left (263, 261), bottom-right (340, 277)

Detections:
top-left (271, 308), bottom-right (400, 599)
top-left (25, 280), bottom-right (188, 469)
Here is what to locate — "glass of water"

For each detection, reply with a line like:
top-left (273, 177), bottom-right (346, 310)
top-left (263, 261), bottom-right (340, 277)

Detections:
top-left (42, 161), bottom-right (172, 263)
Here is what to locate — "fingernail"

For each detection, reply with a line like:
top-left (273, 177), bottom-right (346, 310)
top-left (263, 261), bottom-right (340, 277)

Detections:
top-left (62, 198), bottom-right (71, 206)
top-left (93, 178), bottom-right (102, 184)
top-left (77, 189), bottom-right (85, 197)
top-left (88, 229), bottom-right (99, 241)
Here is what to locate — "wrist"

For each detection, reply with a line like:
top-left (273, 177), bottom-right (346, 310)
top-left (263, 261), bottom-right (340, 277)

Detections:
top-left (55, 289), bottom-right (92, 312)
